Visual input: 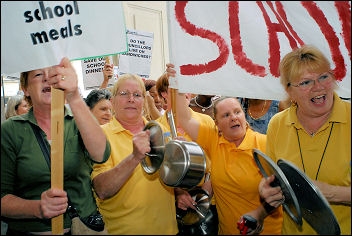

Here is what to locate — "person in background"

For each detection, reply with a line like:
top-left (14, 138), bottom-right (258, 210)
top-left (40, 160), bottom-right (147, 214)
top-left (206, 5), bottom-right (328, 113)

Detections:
top-left (1, 57), bottom-right (111, 234)
top-left (259, 45), bottom-right (351, 235)
top-left (5, 94), bottom-right (30, 119)
top-left (239, 98), bottom-right (289, 134)
top-left (167, 64), bottom-right (283, 235)
top-left (143, 79), bottom-right (164, 120)
top-left (85, 89), bottom-right (113, 125)
top-left (91, 73), bottom-right (178, 235)
top-left (189, 94), bottom-right (216, 119)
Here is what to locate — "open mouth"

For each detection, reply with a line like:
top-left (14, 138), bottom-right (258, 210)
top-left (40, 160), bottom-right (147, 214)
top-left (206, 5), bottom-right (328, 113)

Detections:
top-left (231, 124), bottom-right (240, 129)
top-left (311, 95), bottom-right (326, 104)
top-left (42, 87), bottom-right (51, 93)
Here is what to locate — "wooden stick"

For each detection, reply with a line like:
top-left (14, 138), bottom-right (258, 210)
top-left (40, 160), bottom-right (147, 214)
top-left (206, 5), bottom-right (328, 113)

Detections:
top-left (51, 87), bottom-right (64, 235)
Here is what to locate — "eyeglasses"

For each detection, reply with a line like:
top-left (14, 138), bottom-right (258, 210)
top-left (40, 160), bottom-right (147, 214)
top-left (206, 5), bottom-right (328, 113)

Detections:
top-left (118, 91), bottom-right (143, 99)
top-left (288, 72), bottom-right (332, 90)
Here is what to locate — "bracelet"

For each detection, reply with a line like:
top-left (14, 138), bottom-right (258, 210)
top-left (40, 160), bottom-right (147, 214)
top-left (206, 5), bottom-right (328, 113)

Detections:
top-left (263, 202), bottom-right (276, 214)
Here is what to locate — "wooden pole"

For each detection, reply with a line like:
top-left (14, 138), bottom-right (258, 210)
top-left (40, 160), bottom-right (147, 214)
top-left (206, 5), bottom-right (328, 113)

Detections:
top-left (51, 87), bottom-right (64, 235)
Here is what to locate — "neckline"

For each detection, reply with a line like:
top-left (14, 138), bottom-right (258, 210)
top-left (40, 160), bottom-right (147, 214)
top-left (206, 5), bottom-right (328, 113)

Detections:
top-left (295, 122), bottom-right (334, 180)
top-left (247, 100), bottom-right (267, 120)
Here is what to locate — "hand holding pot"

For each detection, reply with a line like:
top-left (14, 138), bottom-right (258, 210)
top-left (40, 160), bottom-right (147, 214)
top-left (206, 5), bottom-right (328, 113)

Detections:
top-left (132, 130), bottom-right (151, 162)
top-left (175, 188), bottom-right (197, 211)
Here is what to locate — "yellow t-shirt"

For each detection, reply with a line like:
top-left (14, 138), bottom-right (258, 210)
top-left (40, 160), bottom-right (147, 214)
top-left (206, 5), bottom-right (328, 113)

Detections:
top-left (197, 120), bottom-right (283, 235)
top-left (266, 93), bottom-right (351, 235)
top-left (91, 117), bottom-right (178, 235)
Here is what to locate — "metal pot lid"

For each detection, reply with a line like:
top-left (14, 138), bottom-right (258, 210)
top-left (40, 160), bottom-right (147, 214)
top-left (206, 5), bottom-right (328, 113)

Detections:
top-left (159, 140), bottom-right (189, 186)
top-left (277, 159), bottom-right (341, 235)
top-left (141, 121), bottom-right (165, 174)
top-left (252, 149), bottom-right (302, 226)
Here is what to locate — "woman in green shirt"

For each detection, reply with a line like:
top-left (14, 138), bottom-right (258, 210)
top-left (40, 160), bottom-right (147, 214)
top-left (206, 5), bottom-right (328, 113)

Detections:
top-left (1, 57), bottom-right (111, 234)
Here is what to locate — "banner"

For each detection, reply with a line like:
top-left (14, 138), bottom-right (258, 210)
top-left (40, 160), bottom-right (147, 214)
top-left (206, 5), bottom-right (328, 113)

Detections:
top-left (167, 1), bottom-right (351, 100)
top-left (118, 29), bottom-right (154, 79)
top-left (81, 56), bottom-right (118, 90)
top-left (1, 1), bottom-right (127, 75)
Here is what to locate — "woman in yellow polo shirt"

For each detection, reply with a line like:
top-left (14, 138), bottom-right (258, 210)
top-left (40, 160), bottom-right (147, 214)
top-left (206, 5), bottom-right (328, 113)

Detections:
top-left (259, 45), bottom-right (351, 235)
top-left (91, 74), bottom-right (178, 235)
top-left (166, 64), bottom-right (284, 235)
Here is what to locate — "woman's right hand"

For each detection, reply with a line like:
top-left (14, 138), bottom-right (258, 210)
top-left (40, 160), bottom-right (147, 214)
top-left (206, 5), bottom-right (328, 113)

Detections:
top-left (175, 188), bottom-right (197, 211)
top-left (132, 130), bottom-right (151, 162)
top-left (40, 188), bottom-right (68, 219)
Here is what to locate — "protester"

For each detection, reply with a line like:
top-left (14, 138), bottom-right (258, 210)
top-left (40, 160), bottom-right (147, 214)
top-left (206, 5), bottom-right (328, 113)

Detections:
top-left (91, 73), bottom-right (178, 235)
top-left (5, 94), bottom-right (30, 119)
top-left (85, 89), bottom-right (113, 125)
top-left (143, 79), bottom-right (164, 120)
top-left (259, 45), bottom-right (351, 235)
top-left (155, 71), bottom-right (218, 235)
top-left (1, 57), bottom-right (111, 234)
top-left (166, 64), bottom-right (283, 235)
top-left (239, 98), bottom-right (289, 134)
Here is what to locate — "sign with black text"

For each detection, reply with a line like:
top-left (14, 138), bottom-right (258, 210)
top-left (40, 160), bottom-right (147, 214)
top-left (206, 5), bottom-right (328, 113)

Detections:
top-left (1, 1), bottom-right (127, 75)
top-left (118, 29), bottom-right (154, 79)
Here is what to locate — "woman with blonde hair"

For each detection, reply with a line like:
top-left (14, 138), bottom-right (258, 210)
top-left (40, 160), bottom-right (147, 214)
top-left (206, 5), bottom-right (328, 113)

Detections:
top-left (259, 45), bottom-right (351, 235)
top-left (91, 73), bottom-right (178, 235)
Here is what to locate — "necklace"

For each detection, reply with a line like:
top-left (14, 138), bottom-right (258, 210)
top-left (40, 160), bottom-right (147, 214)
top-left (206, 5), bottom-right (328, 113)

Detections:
top-left (194, 96), bottom-right (213, 112)
top-left (296, 122), bottom-right (334, 180)
top-left (247, 100), bottom-right (267, 120)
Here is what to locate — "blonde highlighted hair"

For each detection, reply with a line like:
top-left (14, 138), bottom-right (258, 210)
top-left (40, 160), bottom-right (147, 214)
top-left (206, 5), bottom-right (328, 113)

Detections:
top-left (279, 45), bottom-right (334, 89)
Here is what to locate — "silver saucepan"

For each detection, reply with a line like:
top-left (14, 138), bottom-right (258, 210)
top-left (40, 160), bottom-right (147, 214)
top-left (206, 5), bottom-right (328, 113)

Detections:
top-left (159, 111), bottom-right (206, 188)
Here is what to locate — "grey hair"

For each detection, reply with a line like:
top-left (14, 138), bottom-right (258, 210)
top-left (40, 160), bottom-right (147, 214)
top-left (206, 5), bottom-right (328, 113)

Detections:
top-left (5, 95), bottom-right (25, 119)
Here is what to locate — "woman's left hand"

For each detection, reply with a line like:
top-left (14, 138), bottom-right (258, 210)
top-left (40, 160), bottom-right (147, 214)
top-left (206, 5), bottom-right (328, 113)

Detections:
top-left (48, 57), bottom-right (80, 102)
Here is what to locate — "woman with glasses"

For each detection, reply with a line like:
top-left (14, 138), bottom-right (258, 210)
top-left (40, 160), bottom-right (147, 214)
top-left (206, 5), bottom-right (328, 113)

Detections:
top-left (259, 45), bottom-right (351, 235)
top-left (91, 74), bottom-right (178, 235)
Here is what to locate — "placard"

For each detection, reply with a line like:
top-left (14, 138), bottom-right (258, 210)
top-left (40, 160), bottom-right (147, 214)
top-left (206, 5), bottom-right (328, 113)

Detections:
top-left (167, 1), bottom-right (351, 100)
top-left (1, 1), bottom-right (127, 75)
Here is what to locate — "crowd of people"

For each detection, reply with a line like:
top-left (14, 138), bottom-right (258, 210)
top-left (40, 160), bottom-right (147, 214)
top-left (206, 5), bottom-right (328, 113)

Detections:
top-left (1, 45), bottom-right (350, 235)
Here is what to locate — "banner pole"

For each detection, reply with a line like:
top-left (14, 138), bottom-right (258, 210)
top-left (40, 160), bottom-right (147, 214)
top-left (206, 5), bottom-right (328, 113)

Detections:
top-left (51, 88), bottom-right (64, 235)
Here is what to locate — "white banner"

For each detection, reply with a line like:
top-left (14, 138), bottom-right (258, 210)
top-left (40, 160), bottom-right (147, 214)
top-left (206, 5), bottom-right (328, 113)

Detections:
top-left (81, 56), bottom-right (118, 90)
top-left (167, 1), bottom-right (351, 100)
top-left (1, 1), bottom-right (127, 75)
top-left (118, 29), bottom-right (154, 79)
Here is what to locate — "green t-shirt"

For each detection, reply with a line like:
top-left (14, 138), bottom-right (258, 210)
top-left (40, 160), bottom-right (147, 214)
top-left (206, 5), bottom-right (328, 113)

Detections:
top-left (1, 107), bottom-right (111, 232)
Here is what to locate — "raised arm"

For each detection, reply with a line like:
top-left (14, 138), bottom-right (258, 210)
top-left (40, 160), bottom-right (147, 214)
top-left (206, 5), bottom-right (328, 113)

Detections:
top-left (166, 64), bottom-right (200, 141)
top-left (48, 57), bottom-right (107, 162)
top-left (100, 63), bottom-right (114, 89)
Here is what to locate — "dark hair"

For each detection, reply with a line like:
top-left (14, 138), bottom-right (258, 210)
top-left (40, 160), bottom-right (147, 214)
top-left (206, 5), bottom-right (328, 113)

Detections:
top-left (85, 89), bottom-right (112, 110)
top-left (144, 79), bottom-right (156, 91)
top-left (156, 73), bottom-right (169, 98)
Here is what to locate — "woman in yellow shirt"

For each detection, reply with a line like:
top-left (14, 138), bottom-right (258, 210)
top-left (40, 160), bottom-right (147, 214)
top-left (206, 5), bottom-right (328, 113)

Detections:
top-left (259, 45), bottom-right (351, 235)
top-left (166, 64), bottom-right (283, 235)
top-left (91, 74), bottom-right (178, 235)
